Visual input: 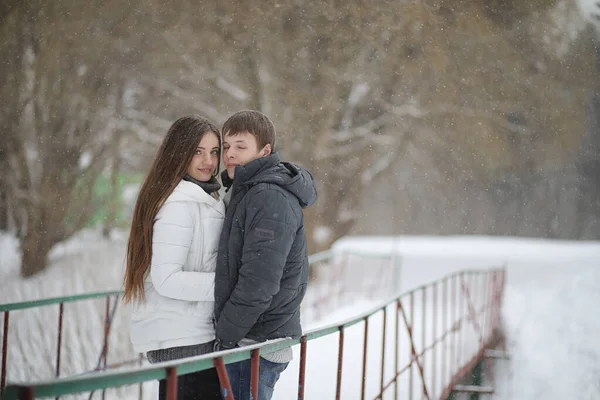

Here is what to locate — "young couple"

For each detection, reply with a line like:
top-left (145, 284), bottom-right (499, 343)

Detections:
top-left (124, 111), bottom-right (317, 400)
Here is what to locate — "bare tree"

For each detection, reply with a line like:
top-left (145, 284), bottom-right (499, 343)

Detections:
top-left (149, 1), bottom-right (428, 251)
top-left (131, 0), bottom-right (598, 249)
top-left (3, 0), bottom-right (595, 278)
top-left (0, 1), bottom-right (146, 276)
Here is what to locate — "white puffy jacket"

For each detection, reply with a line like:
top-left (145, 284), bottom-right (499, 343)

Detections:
top-left (130, 180), bottom-right (225, 353)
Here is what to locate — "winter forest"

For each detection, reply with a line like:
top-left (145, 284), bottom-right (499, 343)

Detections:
top-left (1, 0), bottom-right (599, 280)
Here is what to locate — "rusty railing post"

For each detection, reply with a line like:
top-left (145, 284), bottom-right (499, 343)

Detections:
top-left (379, 307), bottom-right (387, 398)
top-left (335, 327), bottom-right (345, 400)
top-left (473, 273), bottom-right (480, 339)
top-left (421, 285), bottom-right (427, 397)
top-left (487, 271), bottom-right (494, 342)
top-left (55, 302), bottom-right (65, 400)
top-left (360, 317), bottom-right (369, 400)
top-left (102, 296), bottom-right (110, 369)
top-left (298, 336), bottom-right (308, 400)
top-left (450, 274), bottom-right (456, 373)
top-left (20, 386), bottom-right (35, 400)
top-left (101, 297), bottom-right (112, 400)
top-left (432, 282), bottom-right (437, 398)
top-left (251, 349), bottom-right (260, 400)
top-left (56, 302), bottom-right (64, 378)
top-left (394, 299), bottom-right (400, 400)
top-left (1, 311), bottom-right (9, 393)
top-left (399, 299), bottom-right (431, 400)
top-left (214, 357), bottom-right (234, 400)
top-left (485, 272), bottom-right (496, 386)
top-left (458, 272), bottom-right (465, 367)
top-left (409, 291), bottom-right (414, 400)
top-left (441, 277), bottom-right (448, 389)
top-left (166, 367), bottom-right (177, 400)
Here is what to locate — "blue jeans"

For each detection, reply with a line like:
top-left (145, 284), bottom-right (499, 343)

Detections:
top-left (224, 358), bottom-right (288, 400)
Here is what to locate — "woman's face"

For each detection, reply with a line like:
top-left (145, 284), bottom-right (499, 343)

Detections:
top-left (186, 131), bottom-right (220, 182)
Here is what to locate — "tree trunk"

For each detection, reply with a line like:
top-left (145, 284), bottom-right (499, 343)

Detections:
top-left (0, 133), bottom-right (10, 232)
top-left (102, 171), bottom-right (119, 239)
top-left (0, 181), bottom-right (7, 231)
top-left (103, 135), bottom-right (122, 238)
top-left (20, 218), bottom-right (54, 277)
top-left (19, 182), bottom-right (71, 277)
top-left (304, 204), bottom-right (355, 254)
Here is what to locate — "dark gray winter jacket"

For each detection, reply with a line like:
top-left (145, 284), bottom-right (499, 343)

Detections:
top-left (214, 153), bottom-right (317, 348)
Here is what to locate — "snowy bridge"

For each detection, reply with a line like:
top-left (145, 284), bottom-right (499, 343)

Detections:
top-left (1, 250), bottom-right (506, 399)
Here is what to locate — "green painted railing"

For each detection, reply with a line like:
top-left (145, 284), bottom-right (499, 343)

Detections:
top-left (0, 248), bottom-right (401, 396)
top-left (0, 291), bottom-right (123, 313)
top-left (2, 338), bottom-right (293, 399)
top-left (2, 268), bottom-right (506, 400)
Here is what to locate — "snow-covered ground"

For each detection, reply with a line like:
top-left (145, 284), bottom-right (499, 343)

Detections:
top-left (0, 230), bottom-right (133, 385)
top-left (1, 232), bottom-right (599, 399)
top-left (330, 236), bottom-right (600, 400)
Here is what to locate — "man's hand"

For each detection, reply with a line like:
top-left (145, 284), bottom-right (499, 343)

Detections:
top-left (213, 338), bottom-right (237, 352)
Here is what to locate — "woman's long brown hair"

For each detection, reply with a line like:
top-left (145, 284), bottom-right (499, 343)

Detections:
top-left (123, 115), bottom-right (221, 303)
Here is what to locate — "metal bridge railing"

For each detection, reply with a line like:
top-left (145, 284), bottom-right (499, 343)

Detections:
top-left (0, 249), bottom-right (400, 396)
top-left (2, 267), bottom-right (505, 400)
top-left (0, 290), bottom-right (124, 393)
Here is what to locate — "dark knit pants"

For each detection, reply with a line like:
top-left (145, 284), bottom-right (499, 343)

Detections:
top-left (157, 369), bottom-right (221, 400)
top-left (147, 341), bottom-right (221, 400)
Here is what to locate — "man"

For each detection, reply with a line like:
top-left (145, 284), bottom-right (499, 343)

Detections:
top-left (213, 110), bottom-right (317, 400)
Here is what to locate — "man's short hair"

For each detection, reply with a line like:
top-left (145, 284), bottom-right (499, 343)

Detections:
top-left (222, 110), bottom-right (276, 151)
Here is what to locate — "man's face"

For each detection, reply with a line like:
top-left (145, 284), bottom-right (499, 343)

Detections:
top-left (222, 131), bottom-right (270, 179)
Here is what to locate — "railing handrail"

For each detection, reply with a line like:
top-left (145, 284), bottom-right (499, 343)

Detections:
top-left (1, 267), bottom-right (505, 399)
top-left (0, 249), bottom-right (396, 312)
top-left (0, 290), bottom-right (123, 313)
top-left (2, 339), bottom-right (297, 399)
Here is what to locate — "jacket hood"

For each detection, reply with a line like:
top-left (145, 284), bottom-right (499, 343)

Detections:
top-left (225, 153), bottom-right (317, 208)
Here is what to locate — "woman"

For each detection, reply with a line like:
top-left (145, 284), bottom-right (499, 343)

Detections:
top-left (123, 115), bottom-right (224, 399)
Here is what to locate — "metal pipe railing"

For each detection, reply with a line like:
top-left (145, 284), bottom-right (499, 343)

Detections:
top-left (2, 268), bottom-right (505, 400)
top-left (1, 291), bottom-right (123, 396)
top-left (1, 249), bottom-right (393, 394)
